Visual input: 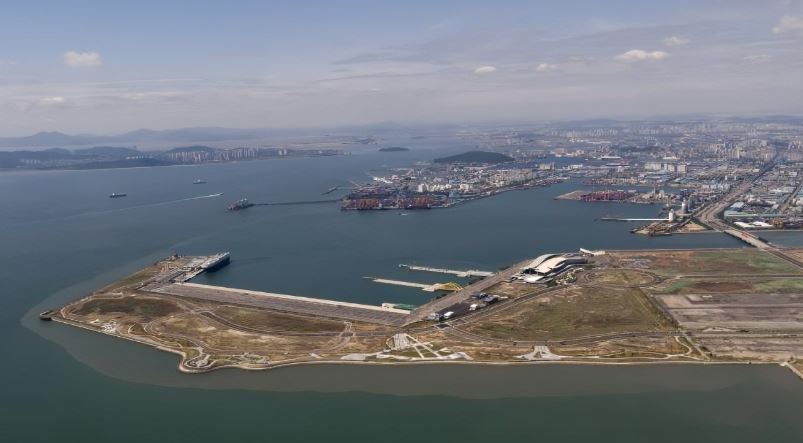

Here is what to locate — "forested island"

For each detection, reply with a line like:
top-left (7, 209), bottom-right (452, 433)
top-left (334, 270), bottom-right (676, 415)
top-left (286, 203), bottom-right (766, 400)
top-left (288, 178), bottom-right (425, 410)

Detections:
top-left (378, 147), bottom-right (409, 152)
top-left (433, 151), bottom-right (514, 164)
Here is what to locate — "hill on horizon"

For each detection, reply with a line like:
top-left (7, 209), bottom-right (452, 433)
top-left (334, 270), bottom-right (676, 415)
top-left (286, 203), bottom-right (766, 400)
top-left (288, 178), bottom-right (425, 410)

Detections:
top-left (433, 151), bottom-right (514, 164)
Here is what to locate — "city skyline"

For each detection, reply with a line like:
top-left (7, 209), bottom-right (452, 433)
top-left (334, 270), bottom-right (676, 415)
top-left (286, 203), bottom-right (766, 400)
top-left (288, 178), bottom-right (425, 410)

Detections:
top-left (2, 0), bottom-right (803, 135)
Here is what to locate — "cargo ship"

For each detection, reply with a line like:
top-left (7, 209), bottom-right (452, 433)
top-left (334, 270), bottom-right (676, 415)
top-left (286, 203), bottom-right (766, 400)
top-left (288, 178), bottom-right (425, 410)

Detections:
top-left (201, 252), bottom-right (231, 272)
top-left (109, 192), bottom-right (127, 198)
top-left (228, 198), bottom-right (254, 211)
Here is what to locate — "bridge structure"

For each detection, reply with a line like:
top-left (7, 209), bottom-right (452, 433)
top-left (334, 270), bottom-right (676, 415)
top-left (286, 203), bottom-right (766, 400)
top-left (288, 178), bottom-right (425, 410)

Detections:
top-left (723, 229), bottom-right (771, 249)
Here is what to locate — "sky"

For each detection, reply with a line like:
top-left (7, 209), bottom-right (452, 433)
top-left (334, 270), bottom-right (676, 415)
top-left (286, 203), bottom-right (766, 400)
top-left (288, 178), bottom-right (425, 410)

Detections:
top-left (1, 0), bottom-right (803, 135)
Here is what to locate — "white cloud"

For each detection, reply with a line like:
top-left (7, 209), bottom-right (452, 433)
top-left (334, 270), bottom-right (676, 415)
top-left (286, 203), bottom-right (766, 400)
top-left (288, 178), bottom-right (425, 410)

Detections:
top-left (40, 96), bottom-right (66, 105)
top-left (743, 54), bottom-right (772, 64)
top-left (773, 15), bottom-right (803, 35)
top-left (118, 92), bottom-right (147, 101)
top-left (535, 63), bottom-right (558, 72)
top-left (663, 36), bottom-right (689, 47)
top-left (63, 51), bottom-right (103, 68)
top-left (0, 60), bottom-right (17, 66)
top-left (473, 65), bottom-right (497, 74)
top-left (614, 49), bottom-right (669, 62)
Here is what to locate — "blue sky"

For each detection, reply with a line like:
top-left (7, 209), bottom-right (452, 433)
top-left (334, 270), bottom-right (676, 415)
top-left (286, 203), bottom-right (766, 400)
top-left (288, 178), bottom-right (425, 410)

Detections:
top-left (1, 0), bottom-right (803, 135)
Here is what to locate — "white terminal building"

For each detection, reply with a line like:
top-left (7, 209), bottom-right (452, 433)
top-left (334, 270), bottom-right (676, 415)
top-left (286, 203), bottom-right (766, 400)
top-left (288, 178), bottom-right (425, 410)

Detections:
top-left (514, 253), bottom-right (588, 283)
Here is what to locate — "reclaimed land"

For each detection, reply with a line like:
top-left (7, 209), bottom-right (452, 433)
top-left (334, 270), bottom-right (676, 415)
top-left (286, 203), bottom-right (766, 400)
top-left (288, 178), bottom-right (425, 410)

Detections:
top-left (51, 248), bottom-right (803, 378)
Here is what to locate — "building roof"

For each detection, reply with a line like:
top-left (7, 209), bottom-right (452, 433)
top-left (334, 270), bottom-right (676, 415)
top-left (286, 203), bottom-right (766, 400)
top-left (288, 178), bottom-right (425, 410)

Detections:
top-left (525, 254), bottom-right (558, 270)
top-left (534, 256), bottom-right (570, 274)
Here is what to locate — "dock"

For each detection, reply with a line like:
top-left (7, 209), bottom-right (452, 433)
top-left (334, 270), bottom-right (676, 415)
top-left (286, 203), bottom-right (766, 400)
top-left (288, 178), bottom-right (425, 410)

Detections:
top-left (129, 253), bottom-right (412, 326)
top-left (399, 264), bottom-right (493, 278)
top-left (256, 199), bottom-right (340, 206)
top-left (151, 282), bottom-right (410, 326)
top-left (365, 277), bottom-right (462, 292)
top-left (599, 217), bottom-right (669, 222)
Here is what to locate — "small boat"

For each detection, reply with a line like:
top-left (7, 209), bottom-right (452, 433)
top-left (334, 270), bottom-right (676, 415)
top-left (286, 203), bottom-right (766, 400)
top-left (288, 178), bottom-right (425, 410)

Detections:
top-left (109, 193), bottom-right (127, 198)
top-left (193, 179), bottom-right (207, 184)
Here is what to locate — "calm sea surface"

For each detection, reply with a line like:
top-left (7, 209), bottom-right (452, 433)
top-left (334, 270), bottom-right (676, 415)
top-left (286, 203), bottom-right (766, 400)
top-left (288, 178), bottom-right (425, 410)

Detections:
top-left (1, 139), bottom-right (801, 442)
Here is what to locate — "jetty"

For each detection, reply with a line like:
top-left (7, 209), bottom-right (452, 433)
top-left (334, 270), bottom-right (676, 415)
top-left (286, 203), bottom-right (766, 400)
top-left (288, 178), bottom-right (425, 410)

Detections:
top-left (365, 277), bottom-right (463, 293)
top-left (399, 264), bottom-right (493, 278)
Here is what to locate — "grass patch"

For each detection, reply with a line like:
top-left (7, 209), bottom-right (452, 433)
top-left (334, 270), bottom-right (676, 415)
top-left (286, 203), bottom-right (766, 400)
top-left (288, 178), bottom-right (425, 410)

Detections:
top-left (588, 269), bottom-right (654, 286)
top-left (154, 315), bottom-right (333, 351)
top-left (620, 250), bottom-right (800, 276)
top-left (212, 306), bottom-right (346, 332)
top-left (466, 286), bottom-right (670, 341)
top-left (72, 296), bottom-right (180, 319)
top-left (99, 267), bottom-right (159, 292)
top-left (755, 279), bottom-right (803, 293)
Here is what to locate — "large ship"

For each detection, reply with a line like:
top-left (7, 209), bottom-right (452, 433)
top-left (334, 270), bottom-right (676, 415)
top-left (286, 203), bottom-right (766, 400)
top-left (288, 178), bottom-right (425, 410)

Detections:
top-left (109, 192), bottom-right (127, 198)
top-left (228, 198), bottom-right (254, 211)
top-left (200, 252), bottom-right (231, 272)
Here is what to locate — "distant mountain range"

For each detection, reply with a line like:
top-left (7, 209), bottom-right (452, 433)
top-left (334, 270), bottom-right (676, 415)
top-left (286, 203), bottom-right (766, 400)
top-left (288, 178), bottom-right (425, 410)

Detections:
top-left (0, 127), bottom-right (287, 148)
top-left (3, 115), bottom-right (802, 149)
top-left (0, 122), bottom-right (459, 149)
top-left (0, 144), bottom-right (343, 171)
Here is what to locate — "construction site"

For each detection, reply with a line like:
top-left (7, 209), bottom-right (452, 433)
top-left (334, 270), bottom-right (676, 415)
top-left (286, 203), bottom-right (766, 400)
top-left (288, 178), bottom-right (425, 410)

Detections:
top-left (45, 246), bottom-right (803, 379)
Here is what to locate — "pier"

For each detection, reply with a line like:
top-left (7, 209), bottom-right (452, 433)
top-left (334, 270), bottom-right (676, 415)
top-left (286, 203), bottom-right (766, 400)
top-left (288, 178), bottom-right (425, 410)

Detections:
top-left (599, 217), bottom-right (669, 222)
top-left (152, 282), bottom-right (410, 326)
top-left (132, 254), bottom-right (412, 326)
top-left (255, 199), bottom-right (340, 206)
top-left (365, 277), bottom-right (463, 292)
top-left (399, 264), bottom-right (493, 278)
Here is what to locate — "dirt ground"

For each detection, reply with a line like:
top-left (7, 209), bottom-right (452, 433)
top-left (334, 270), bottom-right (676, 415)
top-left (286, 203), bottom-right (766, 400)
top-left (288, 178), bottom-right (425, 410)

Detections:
top-left (654, 293), bottom-right (803, 330)
top-left (695, 336), bottom-right (803, 361)
top-left (652, 277), bottom-right (803, 294)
